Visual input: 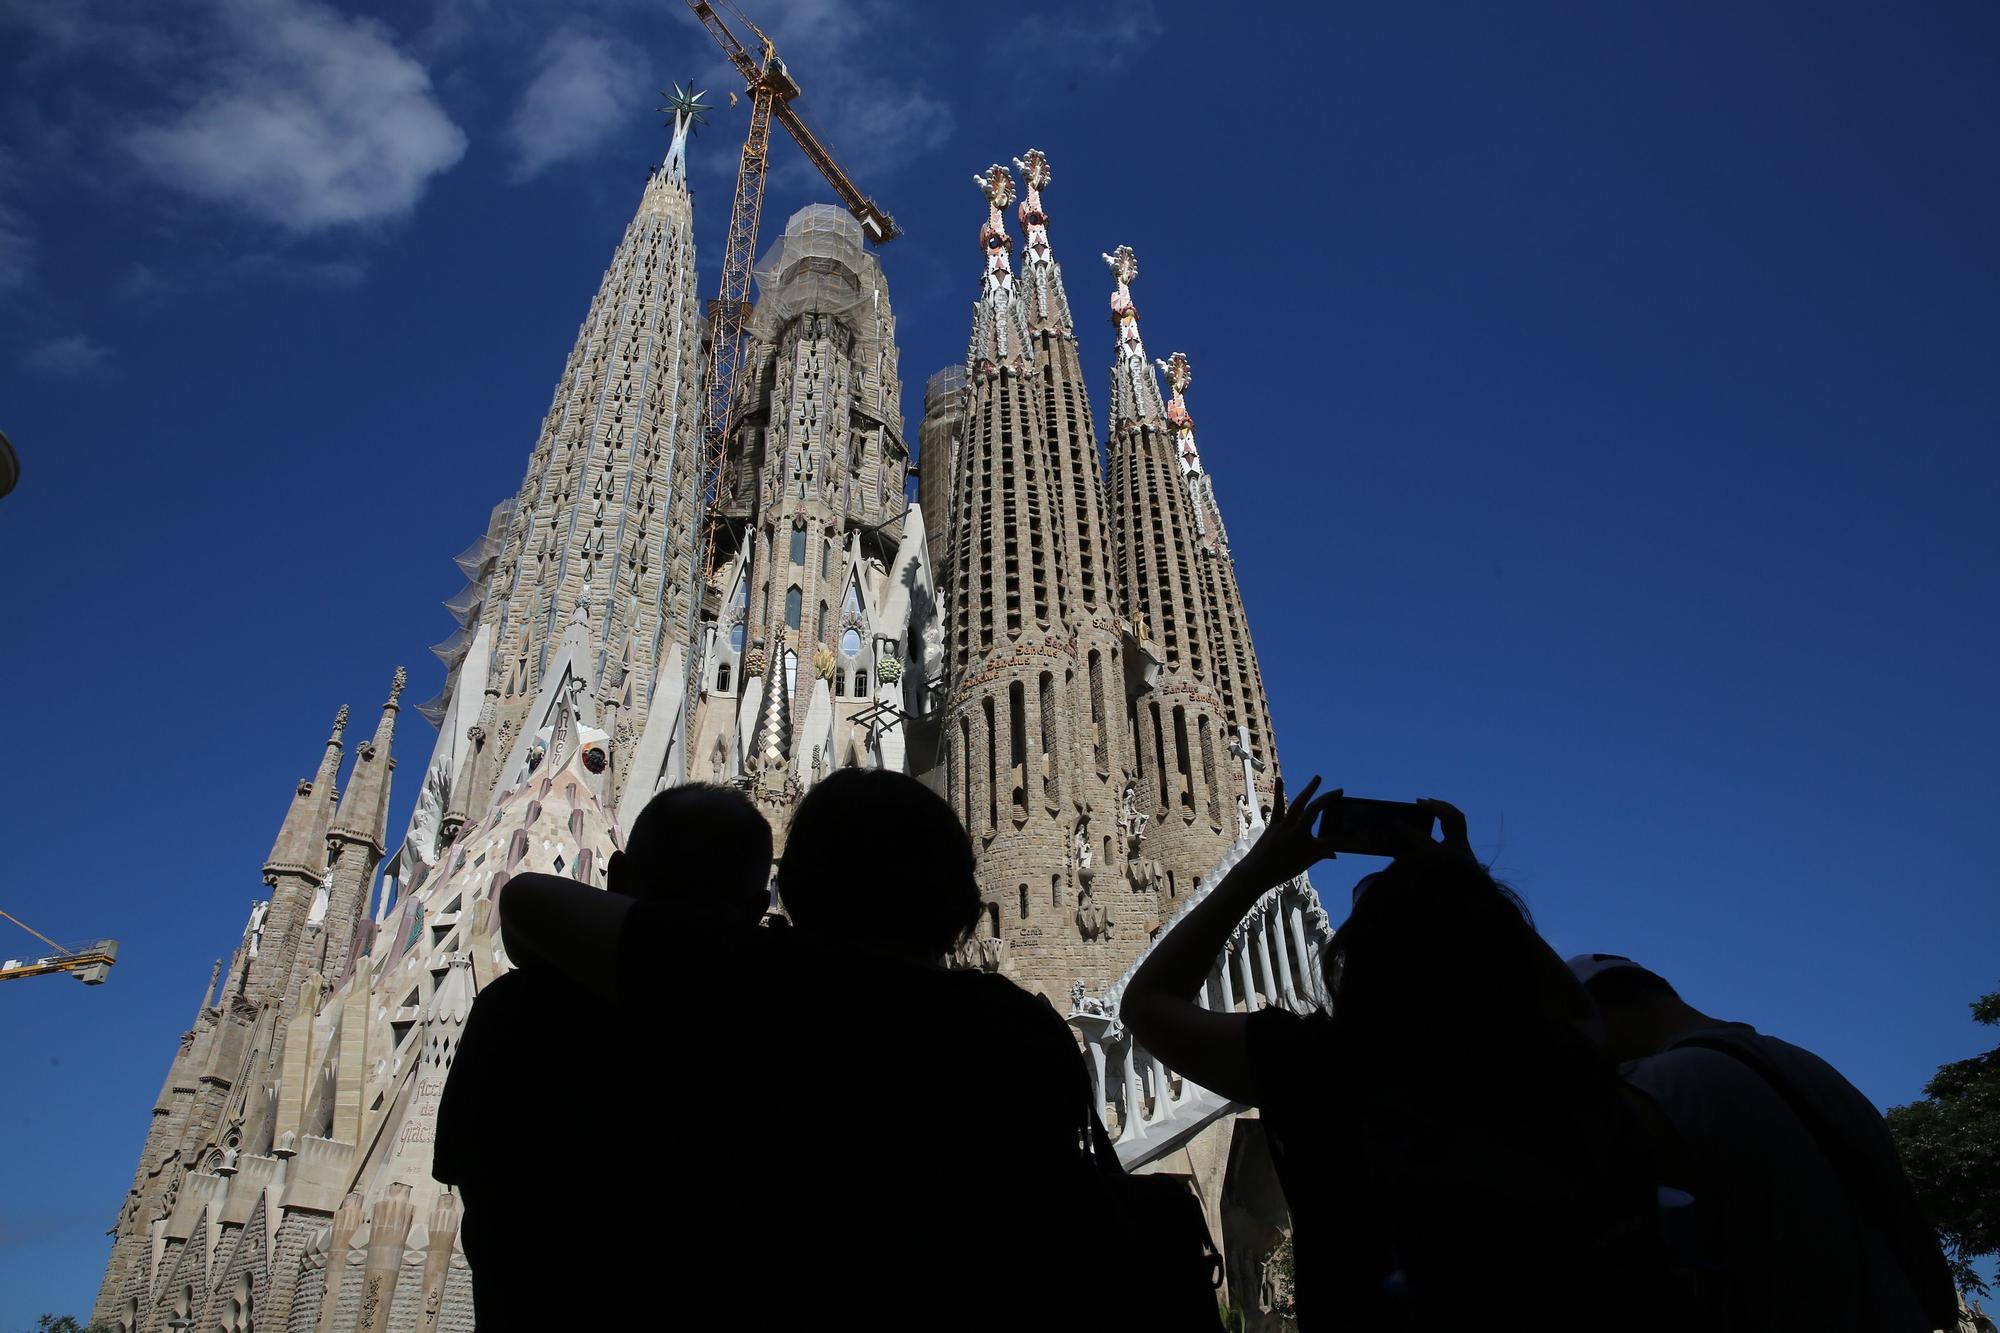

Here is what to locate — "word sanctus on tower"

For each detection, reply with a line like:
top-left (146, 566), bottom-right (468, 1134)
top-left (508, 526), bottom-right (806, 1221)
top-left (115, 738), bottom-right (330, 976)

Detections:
top-left (94, 109), bottom-right (1316, 1332)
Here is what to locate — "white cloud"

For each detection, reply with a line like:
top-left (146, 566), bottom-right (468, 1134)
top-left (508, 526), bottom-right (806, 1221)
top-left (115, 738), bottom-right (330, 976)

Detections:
top-left (1005, 3), bottom-right (1164, 69)
top-left (506, 29), bottom-right (647, 182)
top-left (123, 0), bottom-right (467, 231)
top-left (22, 334), bottom-right (110, 376)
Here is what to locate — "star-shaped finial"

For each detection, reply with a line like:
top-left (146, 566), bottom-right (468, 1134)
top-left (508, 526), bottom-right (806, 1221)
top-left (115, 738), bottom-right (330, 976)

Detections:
top-left (659, 82), bottom-right (711, 133)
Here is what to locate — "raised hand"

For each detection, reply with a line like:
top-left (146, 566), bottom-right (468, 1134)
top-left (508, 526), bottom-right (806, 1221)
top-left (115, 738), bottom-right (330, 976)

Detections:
top-left (1239, 775), bottom-right (1343, 887)
top-left (1416, 797), bottom-right (1476, 864)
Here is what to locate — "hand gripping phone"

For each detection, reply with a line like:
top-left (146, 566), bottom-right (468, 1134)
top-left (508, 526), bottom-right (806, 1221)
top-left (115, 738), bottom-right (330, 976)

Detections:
top-left (1319, 796), bottom-right (1436, 858)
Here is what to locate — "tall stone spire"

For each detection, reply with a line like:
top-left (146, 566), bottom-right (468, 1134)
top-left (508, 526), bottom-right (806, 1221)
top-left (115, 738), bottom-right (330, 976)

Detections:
top-left (264, 706), bottom-right (345, 882)
top-left (1017, 149), bottom-right (1116, 630)
top-left (1104, 248), bottom-right (1237, 883)
top-left (251, 706), bottom-right (345, 1000)
top-left (944, 166), bottom-right (1140, 1000)
top-left (321, 668), bottom-right (404, 982)
top-left (1012, 150), bottom-right (1134, 940)
top-left (448, 103), bottom-right (706, 825)
top-left (1162, 353), bottom-right (1280, 797)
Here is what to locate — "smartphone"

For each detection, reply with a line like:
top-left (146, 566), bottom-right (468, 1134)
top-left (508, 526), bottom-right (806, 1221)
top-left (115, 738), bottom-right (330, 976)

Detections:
top-left (1319, 796), bottom-right (1436, 858)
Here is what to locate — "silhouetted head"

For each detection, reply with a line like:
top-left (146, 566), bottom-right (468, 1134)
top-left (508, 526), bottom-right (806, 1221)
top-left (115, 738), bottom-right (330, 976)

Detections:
top-left (1567, 954), bottom-right (1691, 1064)
top-left (777, 768), bottom-right (979, 961)
top-left (608, 783), bottom-right (772, 924)
top-left (1329, 852), bottom-right (1586, 1068)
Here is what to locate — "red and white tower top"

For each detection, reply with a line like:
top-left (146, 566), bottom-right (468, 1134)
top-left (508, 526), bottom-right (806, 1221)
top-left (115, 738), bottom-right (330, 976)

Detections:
top-left (976, 163), bottom-right (1016, 285)
top-left (1104, 244), bottom-right (1166, 427)
top-left (1161, 350), bottom-right (1226, 547)
top-left (968, 164), bottom-right (1033, 375)
top-left (1013, 148), bottom-right (1075, 335)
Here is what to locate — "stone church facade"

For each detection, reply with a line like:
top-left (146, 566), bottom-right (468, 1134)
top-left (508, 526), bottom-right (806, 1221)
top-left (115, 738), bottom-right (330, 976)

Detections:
top-left (92, 111), bottom-right (1307, 1332)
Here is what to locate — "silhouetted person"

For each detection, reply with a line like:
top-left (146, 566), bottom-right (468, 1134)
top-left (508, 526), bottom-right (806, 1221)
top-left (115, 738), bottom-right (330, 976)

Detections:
top-left (500, 769), bottom-right (1137, 1328)
top-left (434, 783), bottom-right (772, 1332)
top-left (1572, 953), bottom-right (1958, 1331)
top-left (1124, 781), bottom-right (1674, 1331)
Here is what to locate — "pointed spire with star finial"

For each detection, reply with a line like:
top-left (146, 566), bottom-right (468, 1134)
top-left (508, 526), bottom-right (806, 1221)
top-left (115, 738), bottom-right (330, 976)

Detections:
top-left (450, 77), bottom-right (707, 822)
top-left (657, 81), bottom-right (709, 186)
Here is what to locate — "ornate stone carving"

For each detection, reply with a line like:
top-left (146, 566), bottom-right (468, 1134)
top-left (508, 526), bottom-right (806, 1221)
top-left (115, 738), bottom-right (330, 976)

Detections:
top-left (1076, 885), bottom-right (1114, 941)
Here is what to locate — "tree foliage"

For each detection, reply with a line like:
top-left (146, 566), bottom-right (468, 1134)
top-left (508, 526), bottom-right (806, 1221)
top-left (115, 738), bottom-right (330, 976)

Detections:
top-left (1887, 987), bottom-right (2000, 1295)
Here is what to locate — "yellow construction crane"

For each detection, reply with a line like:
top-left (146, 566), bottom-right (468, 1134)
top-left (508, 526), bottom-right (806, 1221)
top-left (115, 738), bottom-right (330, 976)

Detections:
top-left (0, 906), bottom-right (117, 984)
top-left (678, 0), bottom-right (899, 774)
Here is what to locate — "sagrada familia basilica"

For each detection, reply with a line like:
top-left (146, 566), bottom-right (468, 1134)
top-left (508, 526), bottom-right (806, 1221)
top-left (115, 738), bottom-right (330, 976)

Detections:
top-left (92, 102), bottom-right (1333, 1331)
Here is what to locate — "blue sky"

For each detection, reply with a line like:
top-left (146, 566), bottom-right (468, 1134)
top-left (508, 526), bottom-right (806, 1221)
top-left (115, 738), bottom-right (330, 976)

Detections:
top-left (2, 0), bottom-right (1996, 1321)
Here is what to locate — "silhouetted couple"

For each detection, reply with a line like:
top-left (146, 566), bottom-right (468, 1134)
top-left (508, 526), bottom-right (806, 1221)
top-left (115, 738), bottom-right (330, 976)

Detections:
top-left (439, 771), bottom-right (1190, 1330)
top-left (1122, 776), bottom-right (1956, 1331)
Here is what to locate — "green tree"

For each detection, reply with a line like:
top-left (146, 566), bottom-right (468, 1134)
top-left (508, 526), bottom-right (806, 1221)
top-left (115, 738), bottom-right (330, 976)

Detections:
top-left (1887, 987), bottom-right (2000, 1295)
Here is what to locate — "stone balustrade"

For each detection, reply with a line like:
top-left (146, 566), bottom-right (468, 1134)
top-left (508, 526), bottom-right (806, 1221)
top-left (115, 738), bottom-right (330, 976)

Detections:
top-left (1069, 830), bottom-right (1334, 1169)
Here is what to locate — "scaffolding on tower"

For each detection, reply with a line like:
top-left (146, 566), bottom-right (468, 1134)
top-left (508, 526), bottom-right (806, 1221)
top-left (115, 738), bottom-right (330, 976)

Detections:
top-left (678, 0), bottom-right (899, 780)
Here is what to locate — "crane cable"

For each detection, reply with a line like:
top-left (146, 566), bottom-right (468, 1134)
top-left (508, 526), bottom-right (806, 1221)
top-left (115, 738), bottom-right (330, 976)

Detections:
top-left (0, 907), bottom-right (72, 957)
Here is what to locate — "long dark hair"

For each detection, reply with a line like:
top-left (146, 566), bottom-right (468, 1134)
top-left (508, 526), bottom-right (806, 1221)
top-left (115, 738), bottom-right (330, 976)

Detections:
top-left (1327, 854), bottom-right (1557, 1065)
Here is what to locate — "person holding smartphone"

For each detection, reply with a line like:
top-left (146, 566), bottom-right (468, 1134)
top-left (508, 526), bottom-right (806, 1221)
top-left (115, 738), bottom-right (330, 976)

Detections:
top-left (1122, 780), bottom-right (1679, 1330)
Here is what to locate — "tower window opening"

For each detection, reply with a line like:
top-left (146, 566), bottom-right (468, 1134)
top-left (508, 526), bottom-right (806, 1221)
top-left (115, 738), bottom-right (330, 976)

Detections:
top-left (983, 697), bottom-right (999, 834)
top-left (1019, 883), bottom-right (1029, 920)
top-left (1087, 650), bottom-right (1108, 773)
top-left (791, 528), bottom-right (806, 564)
top-left (785, 586), bottom-right (802, 630)
top-left (1173, 706), bottom-right (1195, 817)
top-left (958, 717), bottom-right (974, 829)
top-left (1038, 671), bottom-right (1058, 808)
top-left (716, 661), bottom-right (731, 692)
top-left (1008, 682), bottom-right (1028, 823)
top-left (1199, 714), bottom-right (1221, 828)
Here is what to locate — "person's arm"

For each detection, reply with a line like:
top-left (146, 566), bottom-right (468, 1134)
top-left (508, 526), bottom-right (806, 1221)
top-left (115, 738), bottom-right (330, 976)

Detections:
top-left (1122, 777), bottom-right (1341, 1105)
top-left (499, 873), bottom-right (634, 1001)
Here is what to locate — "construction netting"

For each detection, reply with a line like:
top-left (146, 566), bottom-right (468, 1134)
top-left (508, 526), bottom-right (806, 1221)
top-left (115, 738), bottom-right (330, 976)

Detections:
top-left (925, 365), bottom-right (967, 413)
top-left (749, 203), bottom-right (880, 338)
